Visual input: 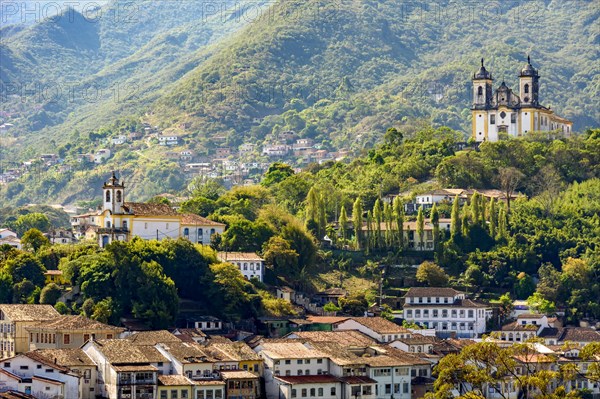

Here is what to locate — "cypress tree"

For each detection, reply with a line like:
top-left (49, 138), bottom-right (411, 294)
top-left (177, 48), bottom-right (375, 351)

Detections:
top-left (352, 198), bottom-right (363, 250)
top-left (393, 196), bottom-right (405, 249)
top-left (471, 192), bottom-right (481, 225)
top-left (488, 197), bottom-right (497, 238)
top-left (417, 206), bottom-right (425, 250)
top-left (450, 196), bottom-right (461, 238)
top-left (431, 203), bottom-right (440, 251)
top-left (373, 199), bottom-right (383, 249)
top-left (318, 194), bottom-right (327, 240)
top-left (384, 202), bottom-right (393, 248)
top-left (339, 205), bottom-right (348, 242)
top-left (461, 202), bottom-right (470, 238)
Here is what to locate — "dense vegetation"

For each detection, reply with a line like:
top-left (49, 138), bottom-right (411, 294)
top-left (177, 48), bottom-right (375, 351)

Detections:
top-left (1, 127), bottom-right (600, 326)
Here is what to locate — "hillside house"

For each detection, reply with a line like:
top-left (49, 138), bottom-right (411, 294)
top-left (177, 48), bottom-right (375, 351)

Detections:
top-left (216, 252), bottom-right (265, 282)
top-left (402, 287), bottom-right (493, 338)
top-left (0, 305), bottom-right (59, 358)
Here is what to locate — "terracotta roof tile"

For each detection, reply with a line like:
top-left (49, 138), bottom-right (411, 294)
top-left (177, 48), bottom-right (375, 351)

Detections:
top-left (260, 342), bottom-right (327, 359)
top-left (93, 339), bottom-right (168, 364)
top-left (158, 375), bottom-right (193, 386)
top-left (0, 305), bottom-right (59, 321)
top-left (346, 317), bottom-right (411, 334)
top-left (181, 214), bottom-right (225, 226)
top-left (126, 330), bottom-right (181, 345)
top-left (404, 287), bottom-right (461, 298)
top-left (287, 331), bottom-right (376, 347)
top-left (122, 202), bottom-right (178, 216)
top-left (275, 375), bottom-right (338, 384)
top-left (207, 342), bottom-right (261, 362)
top-left (29, 348), bottom-right (96, 367)
top-left (220, 370), bottom-right (259, 380)
top-left (26, 315), bottom-right (124, 333)
top-left (217, 252), bottom-right (264, 262)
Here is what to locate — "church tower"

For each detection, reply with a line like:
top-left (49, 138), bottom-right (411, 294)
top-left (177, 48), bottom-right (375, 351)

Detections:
top-left (519, 55), bottom-right (540, 107)
top-left (102, 171), bottom-right (125, 214)
top-left (472, 58), bottom-right (493, 109)
top-left (472, 59), bottom-right (494, 141)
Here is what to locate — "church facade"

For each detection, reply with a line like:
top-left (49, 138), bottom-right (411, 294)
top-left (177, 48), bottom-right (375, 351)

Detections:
top-left (71, 173), bottom-right (225, 247)
top-left (471, 57), bottom-right (573, 142)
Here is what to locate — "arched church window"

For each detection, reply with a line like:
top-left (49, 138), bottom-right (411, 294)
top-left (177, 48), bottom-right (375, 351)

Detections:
top-left (116, 190), bottom-right (122, 202)
top-left (106, 191), bottom-right (111, 202)
top-left (524, 84), bottom-right (529, 94)
top-left (477, 86), bottom-right (483, 96)
top-left (184, 228), bottom-right (189, 236)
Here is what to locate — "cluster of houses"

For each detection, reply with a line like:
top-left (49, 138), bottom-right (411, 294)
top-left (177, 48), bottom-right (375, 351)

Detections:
top-left (1, 301), bottom-right (599, 399)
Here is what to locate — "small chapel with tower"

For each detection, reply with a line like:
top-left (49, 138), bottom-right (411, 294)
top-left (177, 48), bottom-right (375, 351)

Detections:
top-left (471, 57), bottom-right (572, 142)
top-left (71, 172), bottom-right (225, 247)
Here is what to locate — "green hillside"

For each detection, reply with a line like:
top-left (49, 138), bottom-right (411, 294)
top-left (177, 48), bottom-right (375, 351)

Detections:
top-left (0, 0), bottom-right (271, 158)
top-left (0, 0), bottom-right (598, 205)
top-left (150, 0), bottom-right (599, 150)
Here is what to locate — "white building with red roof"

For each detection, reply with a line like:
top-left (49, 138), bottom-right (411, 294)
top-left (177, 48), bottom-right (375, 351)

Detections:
top-left (72, 173), bottom-right (225, 247)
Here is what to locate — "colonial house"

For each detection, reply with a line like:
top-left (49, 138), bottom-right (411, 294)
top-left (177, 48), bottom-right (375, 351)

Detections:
top-left (26, 315), bottom-right (124, 351)
top-left (0, 352), bottom-right (81, 398)
top-left (402, 287), bottom-right (493, 338)
top-left (216, 252), bottom-right (265, 282)
top-left (171, 328), bottom-right (208, 344)
top-left (45, 229), bottom-right (76, 245)
top-left (82, 339), bottom-right (169, 399)
top-left (334, 317), bottom-right (412, 343)
top-left (157, 374), bottom-right (195, 399)
top-left (27, 348), bottom-right (98, 399)
top-left (257, 341), bottom-right (330, 399)
top-left (496, 314), bottom-right (600, 346)
top-left (404, 188), bottom-right (521, 213)
top-left (361, 219), bottom-right (452, 251)
top-left (220, 370), bottom-right (259, 399)
top-left (206, 342), bottom-right (263, 375)
top-left (0, 305), bottom-right (59, 358)
top-left (154, 340), bottom-right (217, 381)
top-left (72, 173), bottom-right (225, 247)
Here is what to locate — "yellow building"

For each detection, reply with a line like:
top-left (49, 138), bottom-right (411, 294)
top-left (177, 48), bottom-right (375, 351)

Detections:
top-left (207, 342), bottom-right (263, 376)
top-left (44, 269), bottom-right (69, 285)
top-left (73, 173), bottom-right (225, 248)
top-left (472, 57), bottom-right (573, 142)
top-left (0, 305), bottom-right (59, 358)
top-left (26, 315), bottom-right (124, 351)
top-left (158, 375), bottom-right (194, 399)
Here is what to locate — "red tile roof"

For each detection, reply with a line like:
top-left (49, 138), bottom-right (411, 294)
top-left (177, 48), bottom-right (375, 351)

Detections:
top-left (275, 375), bottom-right (339, 384)
top-left (122, 202), bottom-right (178, 216)
top-left (181, 214), bottom-right (225, 226)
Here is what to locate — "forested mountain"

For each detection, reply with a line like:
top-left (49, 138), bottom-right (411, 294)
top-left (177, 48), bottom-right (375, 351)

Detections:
top-left (0, 0), bottom-right (598, 205)
top-left (0, 0), bottom-right (271, 157)
top-left (148, 0), bottom-right (600, 149)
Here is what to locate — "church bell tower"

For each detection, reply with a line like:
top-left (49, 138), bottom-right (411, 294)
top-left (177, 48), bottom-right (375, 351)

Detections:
top-left (519, 55), bottom-right (540, 107)
top-left (472, 58), bottom-right (494, 109)
top-left (102, 171), bottom-right (125, 214)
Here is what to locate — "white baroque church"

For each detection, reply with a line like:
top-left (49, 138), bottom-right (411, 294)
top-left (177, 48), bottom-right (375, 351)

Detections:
top-left (71, 173), bottom-right (225, 247)
top-left (471, 57), bottom-right (573, 142)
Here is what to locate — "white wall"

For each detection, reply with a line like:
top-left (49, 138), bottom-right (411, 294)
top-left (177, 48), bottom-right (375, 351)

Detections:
top-left (2, 355), bottom-right (80, 399)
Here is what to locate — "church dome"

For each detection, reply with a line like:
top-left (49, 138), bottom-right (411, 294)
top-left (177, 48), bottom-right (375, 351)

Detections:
top-left (474, 58), bottom-right (492, 80)
top-left (520, 56), bottom-right (539, 77)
